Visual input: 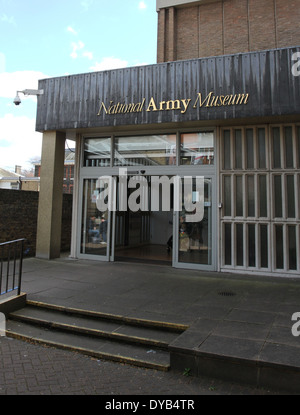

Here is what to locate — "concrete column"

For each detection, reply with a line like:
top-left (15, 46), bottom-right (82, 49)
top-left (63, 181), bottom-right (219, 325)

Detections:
top-left (36, 131), bottom-right (66, 259)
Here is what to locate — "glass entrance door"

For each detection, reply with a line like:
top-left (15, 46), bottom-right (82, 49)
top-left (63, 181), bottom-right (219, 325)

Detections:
top-left (173, 176), bottom-right (216, 271)
top-left (79, 174), bottom-right (216, 269)
top-left (111, 175), bottom-right (173, 265)
top-left (79, 177), bottom-right (113, 261)
top-left (109, 173), bottom-right (216, 270)
top-left (78, 130), bottom-right (216, 270)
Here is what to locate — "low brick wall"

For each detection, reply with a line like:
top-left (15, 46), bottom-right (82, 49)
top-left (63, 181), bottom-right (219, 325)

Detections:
top-left (0, 189), bottom-right (72, 257)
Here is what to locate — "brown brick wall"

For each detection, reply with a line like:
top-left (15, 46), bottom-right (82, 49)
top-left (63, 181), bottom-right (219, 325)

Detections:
top-left (0, 189), bottom-right (72, 258)
top-left (223, 0), bottom-right (249, 54)
top-left (157, 0), bottom-right (300, 62)
top-left (276, 0), bottom-right (300, 48)
top-left (176, 6), bottom-right (199, 60)
top-left (248, 0), bottom-right (276, 51)
top-left (157, 8), bottom-right (166, 66)
top-left (199, 2), bottom-right (223, 57)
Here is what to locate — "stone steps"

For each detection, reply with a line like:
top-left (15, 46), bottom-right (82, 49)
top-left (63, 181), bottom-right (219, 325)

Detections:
top-left (6, 300), bottom-right (187, 371)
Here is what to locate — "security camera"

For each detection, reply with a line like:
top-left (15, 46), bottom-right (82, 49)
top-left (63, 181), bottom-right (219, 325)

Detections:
top-left (13, 94), bottom-right (21, 106)
top-left (13, 89), bottom-right (44, 106)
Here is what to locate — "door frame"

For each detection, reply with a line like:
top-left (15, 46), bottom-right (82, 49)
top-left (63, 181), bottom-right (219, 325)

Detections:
top-left (108, 170), bottom-right (217, 270)
top-left (77, 175), bottom-right (114, 262)
top-left (76, 128), bottom-right (218, 270)
top-left (172, 174), bottom-right (217, 271)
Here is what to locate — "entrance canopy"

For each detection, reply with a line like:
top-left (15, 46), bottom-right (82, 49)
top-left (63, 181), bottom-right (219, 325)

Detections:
top-left (36, 46), bottom-right (300, 133)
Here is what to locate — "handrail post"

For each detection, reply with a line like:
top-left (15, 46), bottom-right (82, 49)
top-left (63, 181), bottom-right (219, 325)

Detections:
top-left (0, 246), bottom-right (3, 294)
top-left (17, 239), bottom-right (24, 296)
top-left (6, 245), bottom-right (10, 293)
top-left (0, 239), bottom-right (26, 297)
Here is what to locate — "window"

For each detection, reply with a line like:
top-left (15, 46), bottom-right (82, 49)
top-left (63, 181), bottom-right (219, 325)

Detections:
top-left (221, 125), bottom-right (299, 275)
top-left (114, 135), bottom-right (176, 167)
top-left (223, 130), bottom-right (231, 170)
top-left (180, 132), bottom-right (214, 165)
top-left (84, 137), bottom-right (111, 167)
top-left (83, 132), bottom-right (215, 168)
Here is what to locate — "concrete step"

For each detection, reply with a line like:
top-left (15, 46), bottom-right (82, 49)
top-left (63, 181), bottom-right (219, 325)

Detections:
top-left (6, 301), bottom-right (187, 371)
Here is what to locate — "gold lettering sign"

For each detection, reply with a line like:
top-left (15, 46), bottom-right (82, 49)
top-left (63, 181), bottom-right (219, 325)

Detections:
top-left (97, 91), bottom-right (249, 116)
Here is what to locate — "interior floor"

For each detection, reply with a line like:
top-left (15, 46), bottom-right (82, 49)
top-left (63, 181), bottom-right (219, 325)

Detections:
top-left (115, 244), bottom-right (172, 265)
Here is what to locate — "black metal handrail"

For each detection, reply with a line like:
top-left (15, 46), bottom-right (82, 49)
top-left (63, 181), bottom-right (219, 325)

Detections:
top-left (0, 239), bottom-right (26, 297)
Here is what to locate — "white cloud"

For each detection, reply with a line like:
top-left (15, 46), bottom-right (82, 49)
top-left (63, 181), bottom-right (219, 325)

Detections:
top-left (138, 1), bottom-right (147, 10)
top-left (70, 40), bottom-right (85, 59)
top-left (0, 70), bottom-right (50, 99)
top-left (90, 57), bottom-right (128, 71)
top-left (83, 51), bottom-right (93, 60)
top-left (66, 26), bottom-right (94, 62)
top-left (0, 13), bottom-right (16, 25)
top-left (67, 26), bottom-right (78, 36)
top-left (81, 0), bottom-right (94, 11)
top-left (0, 70), bottom-right (49, 169)
top-left (0, 114), bottom-right (42, 170)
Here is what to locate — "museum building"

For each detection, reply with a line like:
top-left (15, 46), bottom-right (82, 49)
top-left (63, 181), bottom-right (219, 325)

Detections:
top-left (35, 0), bottom-right (300, 277)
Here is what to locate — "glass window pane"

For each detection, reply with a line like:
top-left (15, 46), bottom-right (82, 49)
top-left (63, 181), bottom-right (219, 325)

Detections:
top-left (236, 176), bottom-right (243, 216)
top-left (246, 129), bottom-right (254, 169)
top-left (224, 176), bottom-right (232, 216)
top-left (247, 175), bottom-right (255, 217)
top-left (180, 132), bottom-right (214, 165)
top-left (235, 129), bottom-right (243, 169)
top-left (259, 175), bottom-right (267, 217)
top-left (84, 137), bottom-right (111, 167)
top-left (287, 175), bottom-right (296, 218)
top-left (248, 224), bottom-right (256, 267)
top-left (284, 127), bottom-right (294, 168)
top-left (114, 134), bottom-right (176, 166)
top-left (236, 223), bottom-right (244, 266)
top-left (258, 128), bottom-right (266, 169)
top-left (224, 223), bottom-right (232, 265)
top-left (179, 178), bottom-right (212, 265)
top-left (288, 226), bottom-right (297, 270)
top-left (272, 127), bottom-right (281, 169)
top-left (81, 179), bottom-right (108, 257)
top-left (274, 175), bottom-right (282, 217)
top-left (275, 225), bottom-right (284, 269)
top-left (223, 130), bottom-right (231, 170)
top-left (260, 225), bottom-right (268, 268)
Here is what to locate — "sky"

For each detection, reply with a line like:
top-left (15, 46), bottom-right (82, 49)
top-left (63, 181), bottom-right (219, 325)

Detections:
top-left (0, 0), bottom-right (157, 171)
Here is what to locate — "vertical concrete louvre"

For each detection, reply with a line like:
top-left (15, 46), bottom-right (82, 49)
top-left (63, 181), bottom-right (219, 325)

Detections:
top-left (36, 131), bottom-right (66, 259)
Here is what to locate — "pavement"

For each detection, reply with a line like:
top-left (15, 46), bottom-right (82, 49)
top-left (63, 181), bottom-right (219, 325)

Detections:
top-left (1, 254), bottom-right (300, 395)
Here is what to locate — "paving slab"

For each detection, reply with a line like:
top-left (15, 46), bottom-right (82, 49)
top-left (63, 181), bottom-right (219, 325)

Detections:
top-left (8, 255), bottom-right (300, 392)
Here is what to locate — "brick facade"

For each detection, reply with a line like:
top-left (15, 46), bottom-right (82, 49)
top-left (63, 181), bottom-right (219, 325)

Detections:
top-left (0, 189), bottom-right (72, 257)
top-left (157, 0), bottom-right (300, 62)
